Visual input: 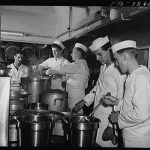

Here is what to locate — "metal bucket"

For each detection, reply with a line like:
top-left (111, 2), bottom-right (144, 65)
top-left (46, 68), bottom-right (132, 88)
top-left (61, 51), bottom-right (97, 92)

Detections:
top-left (19, 114), bottom-right (54, 147)
top-left (63, 115), bottom-right (100, 147)
top-left (40, 89), bottom-right (68, 112)
top-left (21, 76), bottom-right (51, 103)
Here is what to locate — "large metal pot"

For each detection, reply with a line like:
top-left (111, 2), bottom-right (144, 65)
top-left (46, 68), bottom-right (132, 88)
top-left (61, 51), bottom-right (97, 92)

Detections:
top-left (21, 76), bottom-right (51, 103)
top-left (40, 89), bottom-right (68, 112)
top-left (63, 115), bottom-right (100, 147)
top-left (18, 113), bottom-right (54, 147)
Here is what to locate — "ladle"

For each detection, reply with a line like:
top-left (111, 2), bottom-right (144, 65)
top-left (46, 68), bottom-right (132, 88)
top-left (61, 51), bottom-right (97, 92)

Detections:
top-left (80, 92), bottom-right (111, 122)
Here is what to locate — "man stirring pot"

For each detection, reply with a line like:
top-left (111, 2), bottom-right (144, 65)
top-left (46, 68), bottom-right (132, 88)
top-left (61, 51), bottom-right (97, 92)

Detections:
top-left (73, 36), bottom-right (126, 147)
top-left (104, 40), bottom-right (150, 148)
top-left (32, 40), bottom-right (70, 91)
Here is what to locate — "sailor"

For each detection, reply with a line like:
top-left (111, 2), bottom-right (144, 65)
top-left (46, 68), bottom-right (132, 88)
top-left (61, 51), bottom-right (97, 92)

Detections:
top-left (73, 36), bottom-right (126, 147)
top-left (104, 40), bottom-right (150, 148)
top-left (46, 43), bottom-right (89, 113)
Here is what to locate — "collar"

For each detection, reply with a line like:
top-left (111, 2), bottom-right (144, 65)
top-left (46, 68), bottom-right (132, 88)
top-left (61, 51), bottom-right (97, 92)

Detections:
top-left (54, 56), bottom-right (64, 61)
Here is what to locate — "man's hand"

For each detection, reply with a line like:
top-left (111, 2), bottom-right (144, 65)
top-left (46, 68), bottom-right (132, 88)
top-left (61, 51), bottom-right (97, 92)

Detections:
top-left (72, 100), bottom-right (86, 113)
top-left (103, 95), bottom-right (119, 106)
top-left (109, 111), bottom-right (119, 124)
top-left (46, 68), bottom-right (54, 75)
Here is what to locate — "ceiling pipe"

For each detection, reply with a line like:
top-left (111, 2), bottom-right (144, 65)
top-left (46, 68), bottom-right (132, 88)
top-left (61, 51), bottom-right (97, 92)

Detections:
top-left (0, 6), bottom-right (2, 45)
top-left (67, 6), bottom-right (72, 38)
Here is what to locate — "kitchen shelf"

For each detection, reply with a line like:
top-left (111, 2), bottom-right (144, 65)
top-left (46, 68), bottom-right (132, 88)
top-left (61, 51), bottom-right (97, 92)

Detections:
top-left (62, 7), bottom-right (150, 41)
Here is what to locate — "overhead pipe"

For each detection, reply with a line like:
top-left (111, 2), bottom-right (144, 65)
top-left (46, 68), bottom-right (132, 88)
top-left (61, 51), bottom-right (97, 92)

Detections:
top-left (0, 6), bottom-right (2, 45)
top-left (67, 6), bottom-right (72, 38)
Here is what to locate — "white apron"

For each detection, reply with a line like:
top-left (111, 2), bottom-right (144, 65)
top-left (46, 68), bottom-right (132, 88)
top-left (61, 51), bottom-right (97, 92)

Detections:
top-left (84, 63), bottom-right (126, 147)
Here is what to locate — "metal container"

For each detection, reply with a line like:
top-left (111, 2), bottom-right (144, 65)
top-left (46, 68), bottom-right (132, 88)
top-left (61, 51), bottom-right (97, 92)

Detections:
top-left (27, 102), bottom-right (49, 110)
top-left (19, 114), bottom-right (54, 147)
top-left (63, 115), bottom-right (100, 147)
top-left (10, 90), bottom-right (31, 108)
top-left (9, 100), bottom-right (25, 115)
top-left (21, 76), bottom-right (51, 103)
top-left (40, 89), bottom-right (68, 112)
top-left (0, 68), bottom-right (10, 76)
top-left (8, 119), bottom-right (19, 147)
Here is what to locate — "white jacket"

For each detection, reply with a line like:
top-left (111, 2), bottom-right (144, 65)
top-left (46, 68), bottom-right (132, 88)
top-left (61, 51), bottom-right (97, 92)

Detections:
top-left (49, 59), bottom-right (90, 109)
top-left (84, 63), bottom-right (126, 115)
top-left (83, 63), bottom-right (126, 147)
top-left (118, 66), bottom-right (150, 143)
top-left (40, 57), bottom-right (70, 69)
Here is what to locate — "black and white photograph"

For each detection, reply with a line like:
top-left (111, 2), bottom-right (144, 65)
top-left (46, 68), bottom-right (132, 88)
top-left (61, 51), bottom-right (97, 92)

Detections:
top-left (0, 4), bottom-right (150, 148)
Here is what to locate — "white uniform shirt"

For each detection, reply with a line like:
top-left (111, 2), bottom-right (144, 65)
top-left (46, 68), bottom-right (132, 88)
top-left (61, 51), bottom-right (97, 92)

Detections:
top-left (40, 57), bottom-right (70, 69)
top-left (84, 63), bottom-right (126, 115)
top-left (40, 57), bottom-right (70, 90)
top-left (58, 59), bottom-right (90, 90)
top-left (7, 63), bottom-right (29, 83)
top-left (51, 59), bottom-right (89, 109)
top-left (118, 66), bottom-right (150, 141)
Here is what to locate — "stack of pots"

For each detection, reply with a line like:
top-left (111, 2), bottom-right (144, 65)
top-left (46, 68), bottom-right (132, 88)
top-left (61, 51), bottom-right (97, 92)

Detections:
top-left (21, 76), bottom-right (52, 104)
top-left (9, 89), bottom-right (31, 115)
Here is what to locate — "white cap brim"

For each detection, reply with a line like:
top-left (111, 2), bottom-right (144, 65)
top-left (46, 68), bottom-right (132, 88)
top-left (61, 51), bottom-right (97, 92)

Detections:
top-left (75, 43), bottom-right (87, 52)
top-left (53, 40), bottom-right (65, 49)
top-left (112, 40), bottom-right (137, 54)
top-left (89, 36), bottom-right (109, 52)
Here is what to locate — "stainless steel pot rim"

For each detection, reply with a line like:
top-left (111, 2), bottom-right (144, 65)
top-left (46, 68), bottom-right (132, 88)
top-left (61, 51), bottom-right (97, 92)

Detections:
top-left (41, 89), bottom-right (68, 94)
top-left (21, 76), bottom-right (52, 81)
top-left (19, 114), bottom-right (53, 124)
top-left (64, 115), bottom-right (101, 124)
top-left (12, 109), bottom-right (66, 120)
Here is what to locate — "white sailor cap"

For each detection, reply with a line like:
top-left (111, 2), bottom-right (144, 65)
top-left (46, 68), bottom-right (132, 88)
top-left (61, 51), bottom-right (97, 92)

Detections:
top-left (74, 43), bottom-right (88, 52)
top-left (52, 40), bottom-right (65, 50)
top-left (111, 40), bottom-right (137, 54)
top-left (89, 36), bottom-right (109, 53)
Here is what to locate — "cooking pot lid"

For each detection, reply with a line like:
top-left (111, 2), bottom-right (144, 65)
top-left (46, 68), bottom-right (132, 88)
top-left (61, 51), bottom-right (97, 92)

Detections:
top-left (21, 76), bottom-right (52, 81)
top-left (20, 114), bottom-right (52, 124)
top-left (12, 109), bottom-right (65, 121)
top-left (10, 90), bottom-right (31, 98)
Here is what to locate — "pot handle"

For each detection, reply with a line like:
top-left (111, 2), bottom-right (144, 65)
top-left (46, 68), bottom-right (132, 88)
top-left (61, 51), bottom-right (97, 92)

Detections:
top-left (62, 117), bottom-right (70, 143)
top-left (20, 83), bottom-right (27, 90)
top-left (53, 98), bottom-right (64, 106)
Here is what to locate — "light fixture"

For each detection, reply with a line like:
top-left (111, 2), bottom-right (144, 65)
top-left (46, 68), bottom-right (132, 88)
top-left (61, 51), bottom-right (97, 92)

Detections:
top-left (1, 31), bottom-right (23, 36)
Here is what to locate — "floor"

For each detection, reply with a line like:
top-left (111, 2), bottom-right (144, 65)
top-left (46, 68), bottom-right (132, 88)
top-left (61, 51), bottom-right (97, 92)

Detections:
top-left (8, 135), bottom-right (101, 148)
